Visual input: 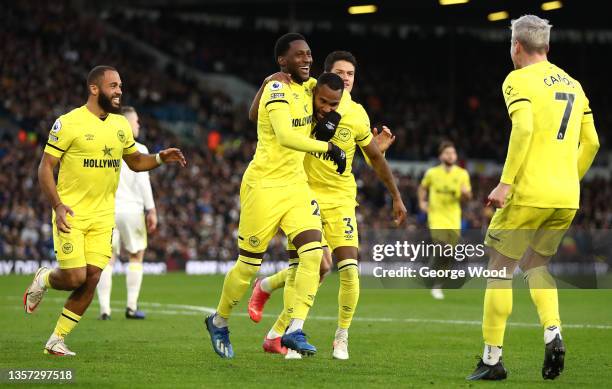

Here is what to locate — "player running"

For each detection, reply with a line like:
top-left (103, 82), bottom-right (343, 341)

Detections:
top-left (205, 33), bottom-right (348, 358)
top-left (24, 65), bottom-right (186, 356)
top-left (467, 15), bottom-right (599, 381)
top-left (417, 141), bottom-right (471, 300)
top-left (96, 106), bottom-right (157, 320)
top-left (248, 51), bottom-right (407, 359)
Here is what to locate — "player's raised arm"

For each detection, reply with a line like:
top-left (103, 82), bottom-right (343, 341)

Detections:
top-left (361, 139), bottom-right (407, 226)
top-left (576, 103), bottom-right (600, 179)
top-left (122, 148), bottom-right (186, 171)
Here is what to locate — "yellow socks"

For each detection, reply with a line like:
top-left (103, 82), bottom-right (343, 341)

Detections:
top-left (337, 259), bottom-right (359, 329)
top-left (262, 267), bottom-right (289, 293)
top-left (482, 278), bottom-right (513, 347)
top-left (291, 241), bottom-right (323, 321)
top-left (54, 308), bottom-right (81, 338)
top-left (271, 263), bottom-right (297, 336)
top-left (43, 270), bottom-right (52, 289)
top-left (524, 266), bottom-right (561, 330)
top-left (216, 255), bottom-right (262, 318)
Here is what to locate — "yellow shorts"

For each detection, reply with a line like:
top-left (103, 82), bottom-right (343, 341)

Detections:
top-left (286, 202), bottom-right (358, 252)
top-left (238, 181), bottom-right (322, 253)
top-left (52, 213), bottom-right (114, 269)
top-left (485, 204), bottom-right (576, 260)
top-left (429, 229), bottom-right (460, 246)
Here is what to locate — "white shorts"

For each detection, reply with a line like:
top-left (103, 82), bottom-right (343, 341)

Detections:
top-left (112, 212), bottom-right (147, 255)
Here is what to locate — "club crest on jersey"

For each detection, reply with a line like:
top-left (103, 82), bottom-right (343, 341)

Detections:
top-left (269, 81), bottom-right (283, 91)
top-left (337, 128), bottom-right (351, 142)
top-left (117, 130), bottom-right (126, 142)
top-left (51, 119), bottom-right (62, 133)
top-left (249, 236), bottom-right (260, 247)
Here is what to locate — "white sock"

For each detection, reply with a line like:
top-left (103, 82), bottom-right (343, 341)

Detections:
top-left (482, 344), bottom-right (502, 365)
top-left (335, 328), bottom-right (348, 340)
top-left (97, 264), bottom-right (113, 315)
top-left (544, 325), bottom-right (562, 344)
top-left (267, 329), bottom-right (282, 339)
top-left (260, 277), bottom-right (274, 294)
top-left (286, 319), bottom-right (304, 334)
top-left (126, 262), bottom-right (143, 311)
top-left (212, 313), bottom-right (228, 328)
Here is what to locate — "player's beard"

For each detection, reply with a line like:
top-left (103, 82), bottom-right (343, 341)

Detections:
top-left (98, 92), bottom-right (121, 114)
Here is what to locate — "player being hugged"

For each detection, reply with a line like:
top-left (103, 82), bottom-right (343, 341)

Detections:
top-left (96, 106), bottom-right (158, 321)
top-left (205, 33), bottom-right (347, 358)
top-left (247, 51), bottom-right (407, 360)
top-left (466, 15), bottom-right (599, 381)
top-left (25, 66), bottom-right (186, 356)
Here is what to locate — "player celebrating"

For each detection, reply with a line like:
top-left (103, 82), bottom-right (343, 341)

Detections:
top-left (24, 65), bottom-right (186, 356)
top-left (248, 51), bottom-right (407, 360)
top-left (417, 141), bottom-right (471, 300)
top-left (205, 33), bottom-right (347, 359)
top-left (96, 106), bottom-right (157, 320)
top-left (467, 15), bottom-right (599, 381)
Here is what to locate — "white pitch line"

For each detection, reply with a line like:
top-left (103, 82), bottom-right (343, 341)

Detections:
top-left (7, 295), bottom-right (612, 330)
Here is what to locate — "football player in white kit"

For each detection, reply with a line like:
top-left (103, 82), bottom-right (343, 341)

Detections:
top-left (96, 106), bottom-right (157, 320)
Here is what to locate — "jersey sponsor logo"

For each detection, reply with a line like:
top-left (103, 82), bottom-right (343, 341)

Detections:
top-left (504, 85), bottom-right (516, 96)
top-left (83, 158), bottom-right (121, 169)
top-left (85, 134), bottom-right (95, 141)
top-left (62, 242), bottom-right (73, 254)
top-left (117, 130), bottom-right (126, 142)
top-left (51, 119), bottom-right (62, 133)
top-left (309, 150), bottom-right (337, 162)
top-left (337, 128), bottom-right (351, 142)
top-left (49, 134), bottom-right (59, 142)
top-left (292, 115), bottom-right (313, 127)
top-left (270, 92), bottom-right (285, 99)
top-left (248, 236), bottom-right (260, 247)
top-left (102, 145), bottom-right (114, 157)
top-left (269, 81), bottom-right (283, 91)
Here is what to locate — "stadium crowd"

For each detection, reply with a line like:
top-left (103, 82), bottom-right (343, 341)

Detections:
top-left (1, 1), bottom-right (611, 266)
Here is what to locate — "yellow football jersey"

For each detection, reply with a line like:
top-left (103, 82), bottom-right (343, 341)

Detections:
top-left (501, 61), bottom-right (592, 209)
top-left (421, 164), bottom-right (470, 230)
top-left (305, 92), bottom-right (372, 205)
top-left (243, 78), bottom-right (317, 187)
top-left (44, 106), bottom-right (138, 219)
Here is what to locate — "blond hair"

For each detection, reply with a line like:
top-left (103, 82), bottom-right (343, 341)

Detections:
top-left (511, 15), bottom-right (552, 54)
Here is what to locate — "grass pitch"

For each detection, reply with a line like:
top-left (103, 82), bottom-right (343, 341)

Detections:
top-left (1, 273), bottom-right (611, 388)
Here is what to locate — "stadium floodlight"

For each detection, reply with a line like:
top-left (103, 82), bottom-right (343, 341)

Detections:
top-left (541, 1), bottom-right (563, 11)
top-left (487, 11), bottom-right (509, 22)
top-left (348, 5), bottom-right (377, 14)
top-left (439, 0), bottom-right (469, 5)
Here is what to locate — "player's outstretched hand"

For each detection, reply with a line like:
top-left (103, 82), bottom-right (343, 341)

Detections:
top-left (487, 182), bottom-right (511, 208)
top-left (55, 203), bottom-right (74, 233)
top-left (146, 209), bottom-right (158, 234)
top-left (313, 111), bottom-right (341, 141)
top-left (326, 143), bottom-right (346, 174)
top-left (160, 148), bottom-right (187, 167)
top-left (265, 72), bottom-right (292, 85)
top-left (392, 197), bottom-right (408, 227)
top-left (373, 126), bottom-right (396, 153)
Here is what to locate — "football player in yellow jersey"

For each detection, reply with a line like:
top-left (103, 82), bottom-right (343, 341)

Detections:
top-left (467, 16), bottom-right (599, 381)
top-left (23, 65), bottom-right (186, 356)
top-left (205, 33), bottom-right (348, 359)
top-left (418, 141), bottom-right (472, 300)
top-left (247, 51), bottom-right (407, 360)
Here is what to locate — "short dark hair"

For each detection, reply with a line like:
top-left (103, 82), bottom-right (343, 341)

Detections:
top-left (274, 33), bottom-right (306, 60)
top-left (316, 72), bottom-right (344, 92)
top-left (324, 51), bottom-right (357, 72)
top-left (438, 140), bottom-right (455, 155)
top-left (87, 65), bottom-right (117, 90)
top-left (121, 106), bottom-right (136, 115)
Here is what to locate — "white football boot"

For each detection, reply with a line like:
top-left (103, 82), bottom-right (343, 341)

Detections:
top-left (44, 334), bottom-right (76, 356)
top-left (285, 349), bottom-right (303, 359)
top-left (332, 332), bottom-right (349, 360)
top-left (24, 267), bottom-right (49, 313)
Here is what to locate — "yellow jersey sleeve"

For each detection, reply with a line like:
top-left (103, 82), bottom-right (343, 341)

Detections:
top-left (502, 71), bottom-right (531, 115)
top-left (354, 105), bottom-right (372, 147)
top-left (462, 169), bottom-right (472, 192)
top-left (119, 117), bottom-right (138, 155)
top-left (582, 95), bottom-right (594, 125)
top-left (261, 80), bottom-right (290, 113)
top-left (44, 116), bottom-right (75, 158)
top-left (421, 168), bottom-right (432, 188)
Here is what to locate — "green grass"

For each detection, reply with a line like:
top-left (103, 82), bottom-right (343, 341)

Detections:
top-left (1, 273), bottom-right (611, 388)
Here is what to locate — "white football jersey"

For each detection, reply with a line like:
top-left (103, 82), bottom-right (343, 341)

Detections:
top-left (115, 142), bottom-right (155, 213)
